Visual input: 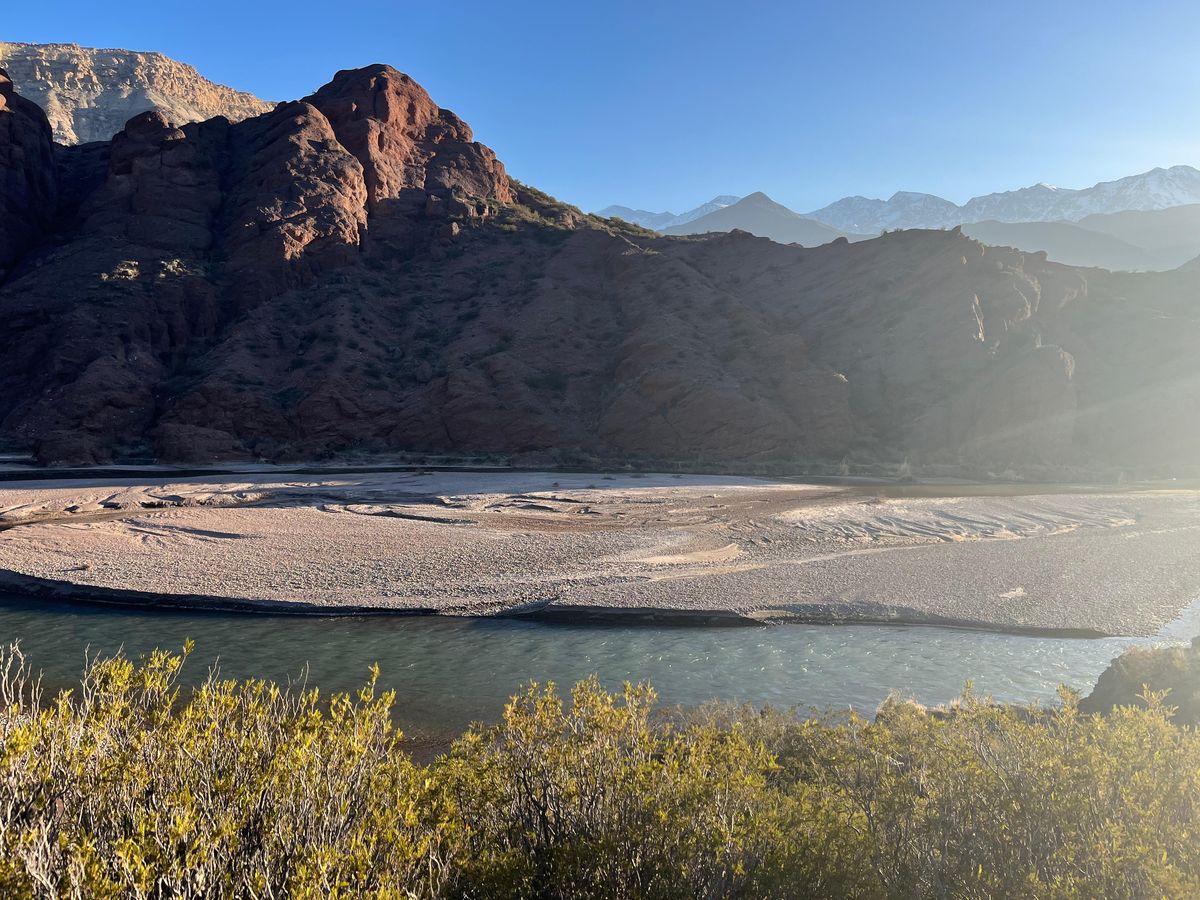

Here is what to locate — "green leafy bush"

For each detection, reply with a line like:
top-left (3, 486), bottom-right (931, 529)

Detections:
top-left (0, 645), bottom-right (1197, 898)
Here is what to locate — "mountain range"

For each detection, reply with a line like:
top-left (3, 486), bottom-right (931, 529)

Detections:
top-left (604, 169), bottom-right (1200, 271)
top-left (2, 54), bottom-right (1199, 473)
top-left (597, 195), bottom-right (740, 231)
top-left (662, 193), bottom-right (853, 247)
top-left (614, 167), bottom-right (1200, 236)
top-left (808, 166), bottom-right (1200, 232)
top-left (0, 41), bottom-right (272, 144)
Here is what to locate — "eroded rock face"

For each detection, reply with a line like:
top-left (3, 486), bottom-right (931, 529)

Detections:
top-left (0, 42), bottom-right (272, 144)
top-left (0, 69), bottom-right (56, 278)
top-left (305, 64), bottom-right (512, 208)
top-left (219, 101), bottom-right (369, 302)
top-left (0, 64), bottom-right (1198, 472)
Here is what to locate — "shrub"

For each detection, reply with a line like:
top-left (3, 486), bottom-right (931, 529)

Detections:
top-left (1, 645), bottom-right (1198, 897)
top-left (0, 644), bottom-right (447, 898)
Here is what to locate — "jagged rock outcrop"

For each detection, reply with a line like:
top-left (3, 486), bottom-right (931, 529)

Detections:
top-left (0, 64), bottom-right (1198, 472)
top-left (0, 42), bottom-right (272, 144)
top-left (305, 65), bottom-right (512, 208)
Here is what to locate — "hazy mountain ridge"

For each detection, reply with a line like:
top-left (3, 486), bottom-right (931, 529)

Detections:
top-left (662, 192), bottom-right (853, 247)
top-left (1076, 204), bottom-right (1200, 269)
top-left (607, 176), bottom-right (1200, 270)
top-left (956, 204), bottom-right (1200, 271)
top-left (958, 221), bottom-right (1166, 272)
top-left (595, 205), bottom-right (678, 230)
top-left (597, 195), bottom-right (740, 230)
top-left (2, 62), bottom-right (1199, 472)
top-left (0, 41), bottom-right (272, 144)
top-left (604, 167), bottom-right (1200, 238)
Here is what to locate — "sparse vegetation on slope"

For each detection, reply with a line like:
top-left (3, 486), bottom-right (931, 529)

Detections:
top-left (1, 645), bottom-right (1198, 898)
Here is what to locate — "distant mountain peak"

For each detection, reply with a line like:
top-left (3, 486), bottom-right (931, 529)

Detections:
top-left (662, 191), bottom-right (851, 247)
top-left (889, 190), bottom-right (944, 202)
top-left (739, 191), bottom-right (781, 206)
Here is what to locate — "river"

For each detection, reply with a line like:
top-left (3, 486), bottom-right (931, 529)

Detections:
top-left (1, 593), bottom-right (1195, 739)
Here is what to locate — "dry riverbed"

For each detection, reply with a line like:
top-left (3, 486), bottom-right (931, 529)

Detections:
top-left (0, 470), bottom-right (1197, 635)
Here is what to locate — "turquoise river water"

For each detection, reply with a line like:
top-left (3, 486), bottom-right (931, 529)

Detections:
top-left (1, 593), bottom-right (1196, 738)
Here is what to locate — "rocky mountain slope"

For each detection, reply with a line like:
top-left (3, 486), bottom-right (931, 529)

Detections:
top-left (808, 166), bottom-right (1200, 233)
top-left (2, 63), bottom-right (1199, 472)
top-left (597, 195), bottom-right (740, 230)
top-left (0, 42), bottom-right (272, 144)
top-left (662, 192), bottom-right (852, 246)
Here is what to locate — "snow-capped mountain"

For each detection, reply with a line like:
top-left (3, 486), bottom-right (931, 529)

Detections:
top-left (807, 192), bottom-right (960, 233)
top-left (674, 195), bottom-right (742, 226)
top-left (597, 195), bottom-right (741, 230)
top-left (808, 166), bottom-right (1200, 233)
top-left (962, 166), bottom-right (1200, 223)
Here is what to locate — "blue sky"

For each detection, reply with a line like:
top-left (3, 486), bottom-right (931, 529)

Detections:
top-left (7, 0), bottom-right (1200, 213)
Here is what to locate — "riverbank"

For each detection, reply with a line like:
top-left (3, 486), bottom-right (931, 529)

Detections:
top-left (0, 470), bottom-right (1197, 635)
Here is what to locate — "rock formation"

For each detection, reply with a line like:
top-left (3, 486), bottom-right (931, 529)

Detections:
top-left (0, 69), bottom-right (57, 279)
top-left (1082, 638), bottom-right (1200, 724)
top-left (0, 64), bottom-right (1198, 472)
top-left (0, 42), bottom-right (272, 144)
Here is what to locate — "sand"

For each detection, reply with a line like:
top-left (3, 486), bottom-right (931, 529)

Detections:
top-left (0, 469), bottom-right (1197, 635)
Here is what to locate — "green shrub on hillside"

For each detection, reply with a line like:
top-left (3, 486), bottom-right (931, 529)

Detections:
top-left (0, 644), bottom-right (1197, 898)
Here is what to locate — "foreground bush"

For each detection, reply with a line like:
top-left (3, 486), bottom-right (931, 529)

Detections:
top-left (0, 644), bottom-right (1198, 898)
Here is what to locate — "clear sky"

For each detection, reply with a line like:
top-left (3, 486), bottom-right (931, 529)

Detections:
top-left (7, 0), bottom-right (1200, 214)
